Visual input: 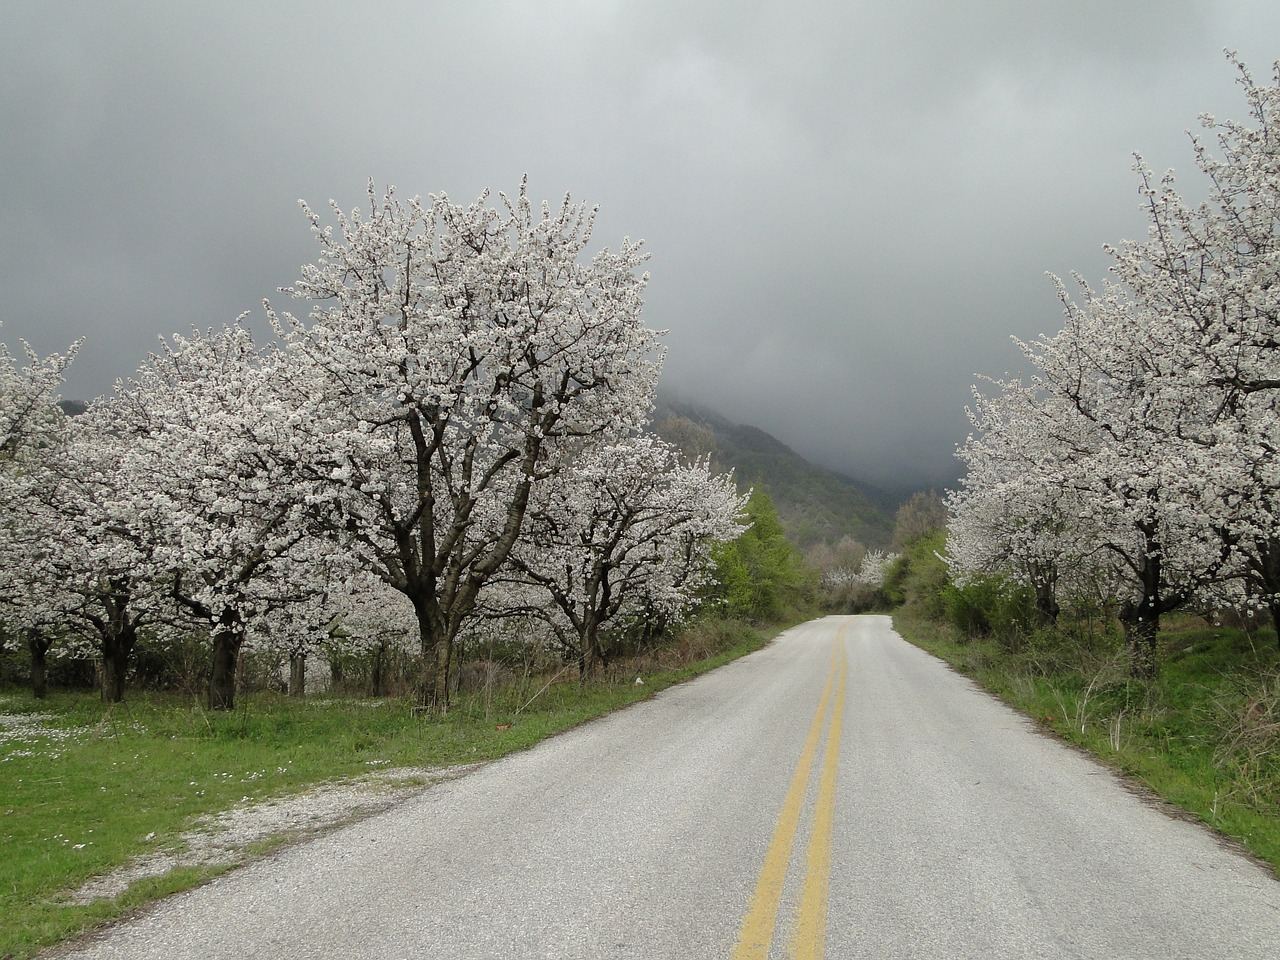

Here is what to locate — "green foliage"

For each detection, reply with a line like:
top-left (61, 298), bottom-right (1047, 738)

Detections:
top-left (882, 529), bottom-right (949, 620)
top-left (942, 576), bottom-right (1038, 641)
top-left (882, 495), bottom-right (951, 621)
top-left (883, 520), bottom-right (1037, 642)
top-left (710, 489), bottom-right (815, 622)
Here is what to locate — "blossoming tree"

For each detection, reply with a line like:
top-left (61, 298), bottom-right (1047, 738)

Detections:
top-left (496, 436), bottom-right (746, 676)
top-left (0, 328), bottom-right (79, 696)
top-left (952, 55), bottom-right (1280, 673)
top-left (266, 180), bottom-right (663, 709)
top-left (109, 327), bottom-right (326, 709)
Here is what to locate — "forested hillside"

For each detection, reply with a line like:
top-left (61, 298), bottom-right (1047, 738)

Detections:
top-left (651, 396), bottom-right (896, 548)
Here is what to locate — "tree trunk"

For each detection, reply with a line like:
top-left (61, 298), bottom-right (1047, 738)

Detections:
top-left (370, 640), bottom-right (387, 698)
top-left (1119, 604), bottom-right (1160, 681)
top-left (1033, 581), bottom-right (1060, 628)
top-left (289, 653), bottom-right (306, 698)
top-left (1265, 599), bottom-right (1280, 653)
top-left (579, 616), bottom-right (601, 682)
top-left (101, 651), bottom-right (125, 704)
top-left (413, 600), bottom-right (451, 714)
top-left (97, 583), bottom-right (140, 703)
top-left (1258, 540), bottom-right (1280, 653)
top-left (28, 632), bottom-right (51, 700)
top-left (208, 629), bottom-right (243, 711)
top-left (100, 625), bottom-right (137, 704)
top-left (431, 633), bottom-right (453, 711)
top-left (1119, 534), bottom-right (1168, 681)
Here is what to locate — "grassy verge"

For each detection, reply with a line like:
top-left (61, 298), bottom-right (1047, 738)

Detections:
top-left (894, 612), bottom-right (1280, 877)
top-left (1, 617), bottom-right (781, 959)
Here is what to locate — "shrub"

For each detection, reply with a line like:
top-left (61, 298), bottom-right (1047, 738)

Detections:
top-left (883, 529), bottom-right (949, 621)
top-left (709, 489), bottom-right (815, 623)
top-left (943, 576), bottom-right (1038, 643)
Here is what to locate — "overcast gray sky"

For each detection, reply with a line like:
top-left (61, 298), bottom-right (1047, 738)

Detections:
top-left (3, 1), bottom-right (1277, 493)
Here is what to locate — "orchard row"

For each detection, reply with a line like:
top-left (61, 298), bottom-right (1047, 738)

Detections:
top-left (0, 181), bottom-right (746, 710)
top-left (948, 55), bottom-right (1280, 676)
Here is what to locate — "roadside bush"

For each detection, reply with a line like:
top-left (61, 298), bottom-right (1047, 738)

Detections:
top-left (137, 632), bottom-right (212, 699)
top-left (943, 576), bottom-right (1038, 644)
top-left (602, 614), bottom-right (766, 682)
top-left (710, 489), bottom-right (816, 623)
top-left (883, 529), bottom-right (949, 621)
top-left (942, 578), bottom-right (998, 636)
top-left (846, 581), bottom-right (892, 614)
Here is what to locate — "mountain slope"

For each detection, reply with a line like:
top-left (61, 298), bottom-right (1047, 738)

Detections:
top-left (650, 397), bottom-right (895, 549)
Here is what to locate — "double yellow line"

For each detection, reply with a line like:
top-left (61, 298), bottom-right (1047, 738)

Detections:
top-left (731, 629), bottom-right (849, 960)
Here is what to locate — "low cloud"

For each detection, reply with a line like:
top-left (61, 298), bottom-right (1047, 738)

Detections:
top-left (2, 1), bottom-right (1275, 491)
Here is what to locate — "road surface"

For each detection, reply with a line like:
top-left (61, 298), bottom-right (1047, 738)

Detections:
top-left (49, 615), bottom-right (1280, 958)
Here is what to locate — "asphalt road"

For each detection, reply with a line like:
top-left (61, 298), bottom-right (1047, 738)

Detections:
top-left (49, 615), bottom-right (1280, 958)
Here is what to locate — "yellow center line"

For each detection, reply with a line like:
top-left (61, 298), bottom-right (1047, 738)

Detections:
top-left (730, 628), bottom-right (844, 960)
top-left (790, 641), bottom-right (848, 959)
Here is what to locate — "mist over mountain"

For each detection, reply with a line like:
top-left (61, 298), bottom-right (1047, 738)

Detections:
top-left (651, 395), bottom-right (899, 550)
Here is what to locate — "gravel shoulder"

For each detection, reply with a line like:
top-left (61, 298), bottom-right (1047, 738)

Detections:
top-left (66, 763), bottom-right (480, 904)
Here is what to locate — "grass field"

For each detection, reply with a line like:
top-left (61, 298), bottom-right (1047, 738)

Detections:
top-left (0, 619), bottom-right (777, 959)
top-left (893, 612), bottom-right (1280, 878)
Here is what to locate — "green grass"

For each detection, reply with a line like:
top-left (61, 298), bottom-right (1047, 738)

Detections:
top-left (894, 612), bottom-right (1280, 877)
top-left (0, 618), bottom-right (779, 959)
